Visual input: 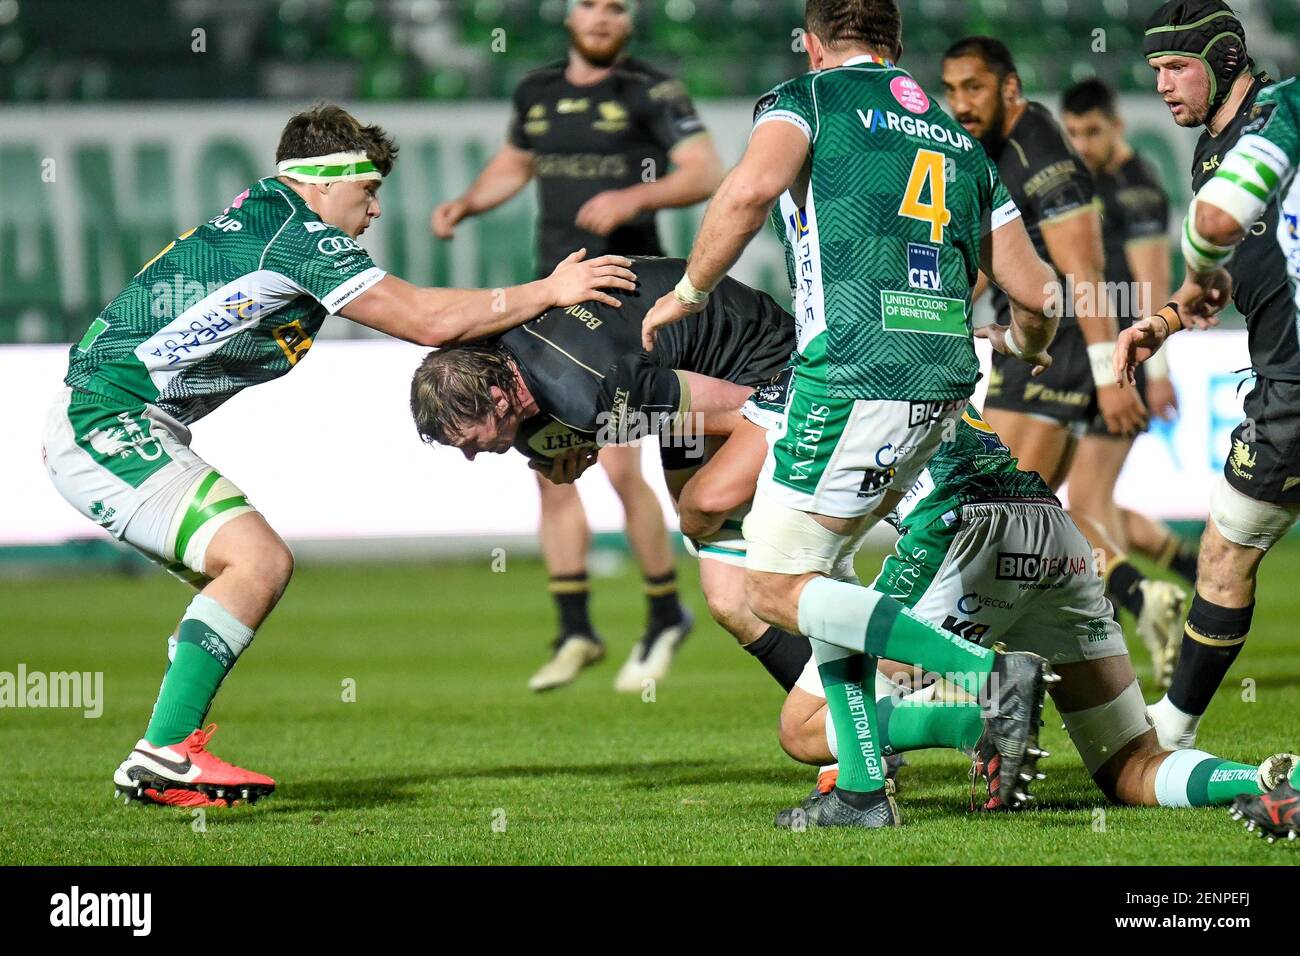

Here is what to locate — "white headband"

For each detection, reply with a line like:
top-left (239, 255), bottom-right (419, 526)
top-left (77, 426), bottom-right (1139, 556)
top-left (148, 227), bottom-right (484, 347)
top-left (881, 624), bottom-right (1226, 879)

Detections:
top-left (276, 150), bottom-right (382, 184)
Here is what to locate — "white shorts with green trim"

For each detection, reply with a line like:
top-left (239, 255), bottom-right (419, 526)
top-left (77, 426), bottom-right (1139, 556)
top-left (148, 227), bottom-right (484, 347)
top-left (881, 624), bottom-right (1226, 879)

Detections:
top-left (793, 500), bottom-right (1127, 699)
top-left (886, 500), bottom-right (1127, 667)
top-left (42, 387), bottom-right (256, 582)
top-left (759, 383), bottom-right (966, 520)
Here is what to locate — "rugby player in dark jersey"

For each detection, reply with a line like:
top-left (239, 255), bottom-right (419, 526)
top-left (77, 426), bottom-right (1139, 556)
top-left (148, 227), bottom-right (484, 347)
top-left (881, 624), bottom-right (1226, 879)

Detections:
top-left (940, 40), bottom-right (1185, 677)
top-left (429, 0), bottom-right (725, 692)
top-left (410, 257), bottom-right (816, 693)
top-left (941, 39), bottom-right (1147, 447)
top-left (1060, 78), bottom-right (1196, 689)
top-left (1134, 1), bottom-right (1299, 750)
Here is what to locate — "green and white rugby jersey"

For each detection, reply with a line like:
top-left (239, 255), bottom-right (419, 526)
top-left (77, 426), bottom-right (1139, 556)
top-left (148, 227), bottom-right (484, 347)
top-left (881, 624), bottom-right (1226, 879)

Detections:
top-left (890, 405), bottom-right (1056, 533)
top-left (65, 177), bottom-right (385, 425)
top-left (1201, 77), bottom-right (1300, 331)
top-left (753, 56), bottom-right (1020, 401)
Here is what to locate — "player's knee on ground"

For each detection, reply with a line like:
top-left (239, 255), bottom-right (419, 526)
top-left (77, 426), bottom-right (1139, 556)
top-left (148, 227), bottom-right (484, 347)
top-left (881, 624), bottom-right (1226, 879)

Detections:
top-left (1092, 731), bottom-right (1165, 806)
top-left (779, 688), bottom-right (829, 765)
top-left (1057, 676), bottom-right (1154, 804)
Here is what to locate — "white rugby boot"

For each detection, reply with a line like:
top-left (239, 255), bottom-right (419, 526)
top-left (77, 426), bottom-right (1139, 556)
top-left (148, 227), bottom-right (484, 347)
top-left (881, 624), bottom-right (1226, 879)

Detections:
top-left (613, 611), bottom-right (694, 693)
top-left (528, 634), bottom-right (605, 692)
top-left (1136, 579), bottom-right (1186, 690)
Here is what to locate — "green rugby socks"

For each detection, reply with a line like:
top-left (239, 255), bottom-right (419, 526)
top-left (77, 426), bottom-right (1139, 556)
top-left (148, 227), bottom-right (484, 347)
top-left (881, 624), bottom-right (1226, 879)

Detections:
top-left (1154, 749), bottom-right (1260, 807)
top-left (798, 576), bottom-right (994, 697)
top-left (145, 594), bottom-right (254, 746)
top-left (814, 641), bottom-right (886, 796)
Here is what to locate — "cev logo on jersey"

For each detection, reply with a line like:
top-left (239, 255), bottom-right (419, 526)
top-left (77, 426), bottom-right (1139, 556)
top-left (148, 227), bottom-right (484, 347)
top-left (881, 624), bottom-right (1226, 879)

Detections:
top-left (208, 213), bottom-right (242, 233)
top-left (317, 236), bottom-right (363, 256)
top-left (890, 75), bottom-right (930, 114)
top-left (907, 243), bottom-right (941, 291)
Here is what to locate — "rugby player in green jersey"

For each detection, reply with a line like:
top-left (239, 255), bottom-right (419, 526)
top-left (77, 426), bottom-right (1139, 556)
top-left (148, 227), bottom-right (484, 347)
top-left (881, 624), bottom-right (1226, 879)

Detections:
top-left (1116, 67), bottom-right (1300, 840)
top-left (641, 0), bottom-right (1070, 827)
top-left (772, 405), bottom-right (1295, 816)
top-left (41, 104), bottom-right (636, 808)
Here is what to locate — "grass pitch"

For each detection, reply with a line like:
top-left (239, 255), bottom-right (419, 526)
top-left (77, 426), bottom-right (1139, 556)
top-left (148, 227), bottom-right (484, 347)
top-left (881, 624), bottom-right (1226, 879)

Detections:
top-left (3, 540), bottom-right (1298, 865)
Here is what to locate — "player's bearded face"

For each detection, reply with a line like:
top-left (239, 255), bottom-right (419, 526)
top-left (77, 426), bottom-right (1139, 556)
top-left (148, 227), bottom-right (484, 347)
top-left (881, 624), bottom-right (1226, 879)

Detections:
top-left (310, 180), bottom-right (381, 239)
top-left (566, 1), bottom-right (632, 67)
top-left (942, 58), bottom-right (1008, 148)
top-left (1150, 55), bottom-right (1211, 128)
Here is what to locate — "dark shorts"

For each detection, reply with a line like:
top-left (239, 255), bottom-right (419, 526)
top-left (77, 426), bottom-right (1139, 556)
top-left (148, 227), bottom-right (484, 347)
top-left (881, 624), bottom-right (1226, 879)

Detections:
top-left (984, 323), bottom-right (1146, 437)
top-left (1224, 375), bottom-right (1300, 504)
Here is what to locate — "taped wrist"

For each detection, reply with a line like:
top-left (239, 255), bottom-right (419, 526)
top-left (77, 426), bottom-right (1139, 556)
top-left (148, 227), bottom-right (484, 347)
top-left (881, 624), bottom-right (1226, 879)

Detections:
top-left (674, 272), bottom-right (711, 307)
top-left (1087, 341), bottom-right (1117, 388)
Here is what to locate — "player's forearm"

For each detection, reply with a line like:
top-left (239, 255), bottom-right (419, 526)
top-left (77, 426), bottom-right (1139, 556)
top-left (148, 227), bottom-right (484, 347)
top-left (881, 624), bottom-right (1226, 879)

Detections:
top-left (677, 500), bottom-right (727, 540)
top-left (420, 280), bottom-right (552, 345)
top-left (1009, 301), bottom-right (1058, 357)
top-left (1126, 238), bottom-right (1171, 314)
top-left (682, 173), bottom-right (772, 291)
top-left (677, 469), bottom-right (749, 539)
top-left (678, 371), bottom-right (754, 417)
top-left (461, 153), bottom-right (533, 215)
top-left (624, 143), bottom-right (724, 213)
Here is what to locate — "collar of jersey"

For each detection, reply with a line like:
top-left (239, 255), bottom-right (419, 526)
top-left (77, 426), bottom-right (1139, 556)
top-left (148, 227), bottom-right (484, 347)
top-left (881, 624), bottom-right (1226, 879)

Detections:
top-left (839, 54), bottom-right (896, 70)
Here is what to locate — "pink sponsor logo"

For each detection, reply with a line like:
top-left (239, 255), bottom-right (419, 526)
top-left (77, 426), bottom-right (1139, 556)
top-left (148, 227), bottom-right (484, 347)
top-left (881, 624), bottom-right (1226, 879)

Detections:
top-left (890, 76), bottom-right (929, 114)
top-left (228, 188), bottom-right (251, 211)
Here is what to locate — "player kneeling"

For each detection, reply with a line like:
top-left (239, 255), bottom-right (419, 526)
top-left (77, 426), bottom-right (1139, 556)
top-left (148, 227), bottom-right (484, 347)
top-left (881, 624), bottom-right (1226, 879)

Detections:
top-left (778, 406), bottom-right (1293, 813)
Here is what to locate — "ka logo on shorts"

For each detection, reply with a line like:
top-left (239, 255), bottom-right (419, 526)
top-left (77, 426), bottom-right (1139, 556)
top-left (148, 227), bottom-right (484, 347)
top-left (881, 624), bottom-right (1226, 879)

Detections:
top-left (857, 467), bottom-right (895, 497)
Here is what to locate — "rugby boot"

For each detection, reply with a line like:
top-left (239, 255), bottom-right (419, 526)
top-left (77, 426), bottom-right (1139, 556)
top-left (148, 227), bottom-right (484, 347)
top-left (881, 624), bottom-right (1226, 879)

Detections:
top-left (113, 723), bottom-right (275, 805)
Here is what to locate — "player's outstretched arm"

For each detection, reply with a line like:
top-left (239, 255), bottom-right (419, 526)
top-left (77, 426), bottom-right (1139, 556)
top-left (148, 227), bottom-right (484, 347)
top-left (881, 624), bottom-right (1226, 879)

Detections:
top-left (340, 250), bottom-right (637, 347)
top-left (641, 121), bottom-right (808, 350)
top-left (431, 143), bottom-right (534, 239)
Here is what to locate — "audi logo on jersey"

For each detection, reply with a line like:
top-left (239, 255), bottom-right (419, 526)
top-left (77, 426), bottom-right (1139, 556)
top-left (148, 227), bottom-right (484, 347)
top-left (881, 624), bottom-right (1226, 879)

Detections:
top-left (316, 236), bottom-right (363, 256)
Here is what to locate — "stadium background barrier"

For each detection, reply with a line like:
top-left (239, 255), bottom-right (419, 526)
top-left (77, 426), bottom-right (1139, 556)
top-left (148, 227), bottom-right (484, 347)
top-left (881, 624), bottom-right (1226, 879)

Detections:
top-left (0, 97), bottom-right (1247, 564)
top-left (0, 96), bottom-right (1203, 341)
top-left (5, 332), bottom-right (1250, 559)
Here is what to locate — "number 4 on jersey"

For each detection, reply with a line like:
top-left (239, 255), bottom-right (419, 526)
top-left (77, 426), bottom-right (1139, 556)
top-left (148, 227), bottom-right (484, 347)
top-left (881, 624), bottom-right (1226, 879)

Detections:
top-left (899, 149), bottom-right (952, 244)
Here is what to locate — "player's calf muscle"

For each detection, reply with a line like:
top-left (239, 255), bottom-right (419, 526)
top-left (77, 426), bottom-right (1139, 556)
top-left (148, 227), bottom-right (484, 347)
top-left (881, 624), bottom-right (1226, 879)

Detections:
top-left (1196, 520), bottom-right (1262, 606)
